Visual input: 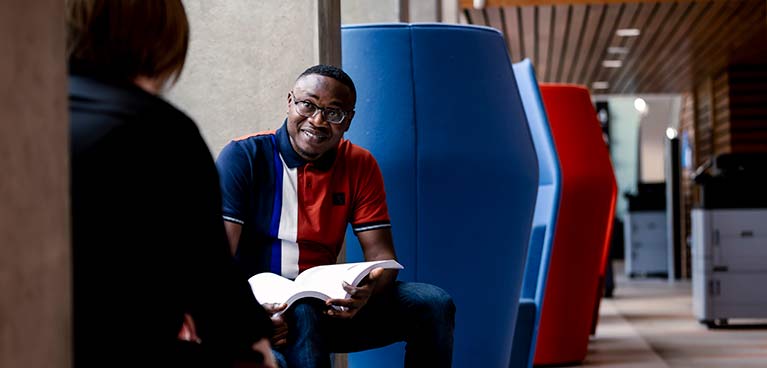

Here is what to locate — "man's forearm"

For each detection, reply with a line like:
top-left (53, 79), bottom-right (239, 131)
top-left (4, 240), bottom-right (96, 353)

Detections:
top-left (374, 268), bottom-right (398, 295)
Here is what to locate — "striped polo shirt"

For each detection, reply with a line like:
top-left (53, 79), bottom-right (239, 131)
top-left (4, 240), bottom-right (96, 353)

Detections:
top-left (216, 122), bottom-right (391, 279)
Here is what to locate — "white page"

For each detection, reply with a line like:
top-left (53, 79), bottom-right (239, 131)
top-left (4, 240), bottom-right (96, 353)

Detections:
top-left (248, 272), bottom-right (297, 305)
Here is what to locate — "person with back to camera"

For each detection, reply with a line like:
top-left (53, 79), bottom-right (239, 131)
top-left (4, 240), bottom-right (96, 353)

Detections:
top-left (216, 64), bottom-right (456, 368)
top-left (67, 0), bottom-right (275, 366)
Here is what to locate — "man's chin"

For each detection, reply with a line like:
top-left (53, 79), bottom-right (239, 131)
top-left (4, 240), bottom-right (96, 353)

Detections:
top-left (296, 145), bottom-right (323, 161)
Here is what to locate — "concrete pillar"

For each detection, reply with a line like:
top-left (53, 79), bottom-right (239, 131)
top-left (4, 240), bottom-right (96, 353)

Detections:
top-left (410, 0), bottom-right (440, 22)
top-left (342, 0), bottom-right (409, 24)
top-left (342, 0), bottom-right (459, 25)
top-left (0, 1), bottom-right (70, 367)
top-left (441, 0), bottom-right (461, 24)
top-left (168, 0), bottom-right (341, 156)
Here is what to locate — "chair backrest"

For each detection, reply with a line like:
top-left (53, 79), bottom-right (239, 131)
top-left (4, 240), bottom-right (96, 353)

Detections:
top-left (342, 23), bottom-right (539, 368)
top-left (511, 59), bottom-right (562, 366)
top-left (533, 84), bottom-right (617, 365)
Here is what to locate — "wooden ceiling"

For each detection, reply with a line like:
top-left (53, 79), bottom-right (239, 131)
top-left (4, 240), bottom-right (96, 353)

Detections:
top-left (459, 0), bottom-right (767, 94)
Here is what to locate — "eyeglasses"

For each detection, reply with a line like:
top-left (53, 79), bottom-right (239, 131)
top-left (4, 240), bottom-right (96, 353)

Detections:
top-left (290, 92), bottom-right (352, 125)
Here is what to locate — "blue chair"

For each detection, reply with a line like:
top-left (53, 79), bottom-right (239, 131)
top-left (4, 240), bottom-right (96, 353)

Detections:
top-left (342, 24), bottom-right (539, 368)
top-left (509, 59), bottom-right (563, 368)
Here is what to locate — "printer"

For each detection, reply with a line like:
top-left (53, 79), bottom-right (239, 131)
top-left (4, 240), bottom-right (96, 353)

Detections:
top-left (691, 153), bottom-right (767, 327)
top-left (624, 183), bottom-right (668, 278)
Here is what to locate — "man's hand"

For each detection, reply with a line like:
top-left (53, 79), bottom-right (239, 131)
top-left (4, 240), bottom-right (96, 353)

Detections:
top-left (262, 303), bottom-right (288, 347)
top-left (324, 267), bottom-right (384, 319)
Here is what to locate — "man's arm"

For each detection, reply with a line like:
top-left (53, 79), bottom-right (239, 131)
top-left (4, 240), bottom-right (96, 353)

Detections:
top-left (224, 221), bottom-right (243, 256)
top-left (325, 227), bottom-right (398, 319)
top-left (357, 227), bottom-right (398, 294)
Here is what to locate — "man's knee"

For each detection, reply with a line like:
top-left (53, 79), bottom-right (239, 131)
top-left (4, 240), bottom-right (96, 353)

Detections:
top-left (287, 299), bottom-right (325, 328)
top-left (400, 283), bottom-right (455, 322)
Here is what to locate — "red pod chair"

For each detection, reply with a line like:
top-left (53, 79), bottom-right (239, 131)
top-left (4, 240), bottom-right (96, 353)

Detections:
top-left (533, 84), bottom-right (617, 366)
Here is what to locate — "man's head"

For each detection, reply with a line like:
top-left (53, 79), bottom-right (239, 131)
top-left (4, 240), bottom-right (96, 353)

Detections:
top-left (66, 0), bottom-right (189, 90)
top-left (286, 65), bottom-right (357, 161)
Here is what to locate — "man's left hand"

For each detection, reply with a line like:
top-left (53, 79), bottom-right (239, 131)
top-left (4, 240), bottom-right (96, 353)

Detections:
top-left (324, 267), bottom-right (384, 319)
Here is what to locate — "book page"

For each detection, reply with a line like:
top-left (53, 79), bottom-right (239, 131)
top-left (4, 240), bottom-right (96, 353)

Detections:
top-left (292, 264), bottom-right (352, 300)
top-left (293, 260), bottom-right (404, 300)
top-left (247, 272), bottom-right (297, 305)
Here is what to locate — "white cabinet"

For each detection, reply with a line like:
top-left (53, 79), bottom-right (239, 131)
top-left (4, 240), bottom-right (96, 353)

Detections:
top-left (691, 208), bottom-right (767, 327)
top-left (624, 211), bottom-right (668, 277)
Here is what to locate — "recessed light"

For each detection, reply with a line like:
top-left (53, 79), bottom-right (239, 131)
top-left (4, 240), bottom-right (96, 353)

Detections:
top-left (616, 28), bottom-right (641, 37)
top-left (666, 127), bottom-right (678, 139)
top-left (607, 46), bottom-right (629, 54)
top-left (592, 81), bottom-right (609, 90)
top-left (634, 98), bottom-right (648, 115)
top-left (602, 60), bottom-right (623, 68)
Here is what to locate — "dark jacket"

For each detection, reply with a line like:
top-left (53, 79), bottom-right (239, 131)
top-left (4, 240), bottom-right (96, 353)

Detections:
top-left (70, 74), bottom-right (271, 367)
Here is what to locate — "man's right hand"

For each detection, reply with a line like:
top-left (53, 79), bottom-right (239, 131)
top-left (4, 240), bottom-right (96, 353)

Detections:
top-left (262, 303), bottom-right (288, 347)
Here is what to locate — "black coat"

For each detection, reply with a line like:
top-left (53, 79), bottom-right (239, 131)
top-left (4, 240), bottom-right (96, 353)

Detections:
top-left (70, 74), bottom-right (271, 367)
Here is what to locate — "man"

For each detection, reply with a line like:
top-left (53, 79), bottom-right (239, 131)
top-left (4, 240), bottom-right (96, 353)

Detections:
top-left (216, 64), bottom-right (455, 368)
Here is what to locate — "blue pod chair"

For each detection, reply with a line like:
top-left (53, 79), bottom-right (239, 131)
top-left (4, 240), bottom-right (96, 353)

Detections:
top-left (508, 59), bottom-right (562, 368)
top-left (342, 24), bottom-right (539, 368)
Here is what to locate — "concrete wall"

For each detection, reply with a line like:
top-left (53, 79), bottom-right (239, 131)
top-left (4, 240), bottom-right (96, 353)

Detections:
top-left (342, 0), bottom-right (407, 24)
top-left (606, 97), bottom-right (641, 219)
top-left (168, 0), bottom-right (340, 156)
top-left (603, 95), bottom-right (681, 218)
top-left (342, 0), bottom-right (458, 24)
top-left (0, 1), bottom-right (70, 367)
top-left (639, 97), bottom-right (681, 183)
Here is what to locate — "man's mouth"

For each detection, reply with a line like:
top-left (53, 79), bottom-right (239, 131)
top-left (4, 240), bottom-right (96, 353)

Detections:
top-left (302, 128), bottom-right (329, 140)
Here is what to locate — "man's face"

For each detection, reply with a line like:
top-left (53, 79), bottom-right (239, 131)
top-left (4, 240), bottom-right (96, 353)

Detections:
top-left (286, 74), bottom-right (355, 161)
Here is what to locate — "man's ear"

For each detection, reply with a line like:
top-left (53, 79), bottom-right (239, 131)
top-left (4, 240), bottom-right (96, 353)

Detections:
top-left (344, 111), bottom-right (355, 132)
top-left (286, 92), bottom-right (292, 114)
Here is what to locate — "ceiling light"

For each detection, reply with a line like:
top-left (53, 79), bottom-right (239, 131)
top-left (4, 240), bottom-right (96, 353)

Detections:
top-left (607, 46), bottom-right (629, 54)
top-left (634, 98), bottom-right (648, 115)
top-left (602, 60), bottom-right (623, 68)
top-left (592, 81), bottom-right (609, 90)
top-left (616, 28), bottom-right (641, 37)
top-left (473, 0), bottom-right (486, 9)
top-left (666, 127), bottom-right (678, 139)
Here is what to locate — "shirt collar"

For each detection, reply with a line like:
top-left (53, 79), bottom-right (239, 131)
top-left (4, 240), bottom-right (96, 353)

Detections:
top-left (276, 120), bottom-right (338, 171)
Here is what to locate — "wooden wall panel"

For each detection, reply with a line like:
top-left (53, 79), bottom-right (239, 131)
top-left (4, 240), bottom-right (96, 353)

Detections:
top-left (613, 2), bottom-right (674, 92)
top-left (567, 4), bottom-right (605, 83)
top-left (638, 1), bottom-right (709, 91)
top-left (502, 6), bottom-right (524, 62)
top-left (679, 93), bottom-right (695, 279)
top-left (559, 4), bottom-right (587, 81)
top-left (537, 5), bottom-right (553, 78)
top-left (728, 66), bottom-right (767, 153)
top-left (460, 0), bottom-right (766, 94)
top-left (521, 6), bottom-right (536, 61)
top-left (580, 3), bottom-right (621, 85)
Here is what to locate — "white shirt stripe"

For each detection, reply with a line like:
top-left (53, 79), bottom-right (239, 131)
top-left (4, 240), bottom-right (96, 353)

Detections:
top-left (353, 223), bottom-right (392, 232)
top-left (277, 154), bottom-right (299, 279)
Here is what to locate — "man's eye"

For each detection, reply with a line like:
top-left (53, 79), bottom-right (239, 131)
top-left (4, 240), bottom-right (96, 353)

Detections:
top-left (326, 110), bottom-right (342, 119)
top-left (299, 101), bottom-right (313, 109)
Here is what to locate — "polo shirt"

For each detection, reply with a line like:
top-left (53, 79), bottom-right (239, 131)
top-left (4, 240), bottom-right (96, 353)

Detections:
top-left (216, 122), bottom-right (391, 279)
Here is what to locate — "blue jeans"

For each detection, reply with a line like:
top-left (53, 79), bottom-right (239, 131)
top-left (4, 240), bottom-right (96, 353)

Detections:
top-left (272, 281), bottom-right (455, 368)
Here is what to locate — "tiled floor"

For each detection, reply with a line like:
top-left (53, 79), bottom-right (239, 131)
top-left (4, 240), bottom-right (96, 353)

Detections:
top-left (576, 263), bottom-right (767, 367)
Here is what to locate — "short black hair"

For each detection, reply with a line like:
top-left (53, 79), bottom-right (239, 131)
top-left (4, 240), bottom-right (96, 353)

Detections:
top-left (297, 64), bottom-right (357, 105)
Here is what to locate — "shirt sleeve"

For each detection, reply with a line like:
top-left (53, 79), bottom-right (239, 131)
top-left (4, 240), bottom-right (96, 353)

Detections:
top-left (350, 152), bottom-right (392, 233)
top-left (216, 140), bottom-right (253, 225)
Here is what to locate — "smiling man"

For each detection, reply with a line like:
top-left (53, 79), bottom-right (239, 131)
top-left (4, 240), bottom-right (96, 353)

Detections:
top-left (215, 65), bottom-right (455, 368)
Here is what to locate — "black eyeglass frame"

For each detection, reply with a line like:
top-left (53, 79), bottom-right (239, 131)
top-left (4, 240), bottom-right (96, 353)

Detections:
top-left (289, 92), bottom-right (354, 125)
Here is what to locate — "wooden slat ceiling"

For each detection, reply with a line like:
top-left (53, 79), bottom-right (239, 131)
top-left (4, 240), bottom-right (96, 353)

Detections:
top-left (460, 0), bottom-right (767, 94)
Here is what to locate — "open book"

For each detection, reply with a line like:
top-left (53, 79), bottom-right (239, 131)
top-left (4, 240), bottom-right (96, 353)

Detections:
top-left (247, 260), bottom-right (403, 315)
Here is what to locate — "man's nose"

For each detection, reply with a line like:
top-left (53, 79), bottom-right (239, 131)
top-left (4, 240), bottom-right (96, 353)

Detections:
top-left (308, 110), bottom-right (329, 126)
